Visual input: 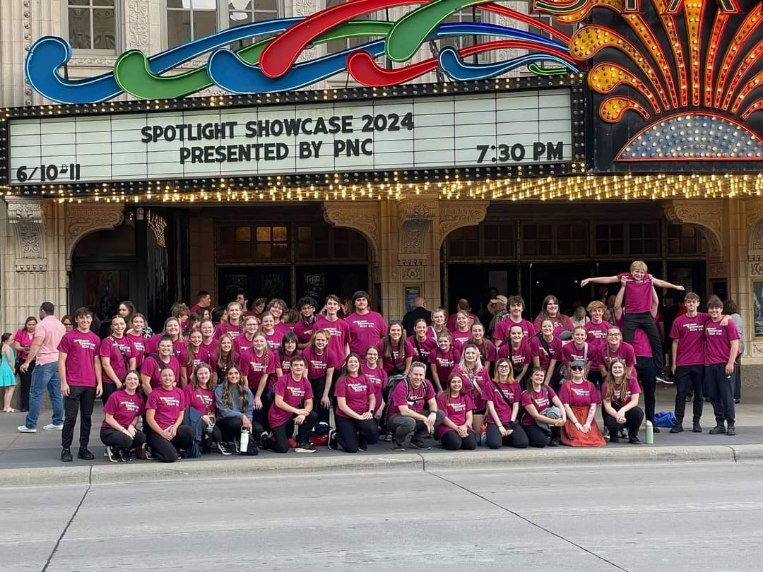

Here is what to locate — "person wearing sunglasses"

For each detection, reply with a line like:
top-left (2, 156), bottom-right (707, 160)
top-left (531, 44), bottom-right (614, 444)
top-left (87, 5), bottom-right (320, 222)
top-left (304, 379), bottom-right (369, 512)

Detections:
top-left (558, 360), bottom-right (606, 447)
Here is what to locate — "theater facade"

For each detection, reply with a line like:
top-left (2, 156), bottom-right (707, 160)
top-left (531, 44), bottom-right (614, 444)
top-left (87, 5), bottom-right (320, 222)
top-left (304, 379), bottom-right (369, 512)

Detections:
top-left (1, 0), bottom-right (763, 362)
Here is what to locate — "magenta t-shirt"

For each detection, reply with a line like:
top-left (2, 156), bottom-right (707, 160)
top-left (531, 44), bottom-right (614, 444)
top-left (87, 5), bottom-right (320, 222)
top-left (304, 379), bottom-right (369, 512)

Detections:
top-left (99, 335), bottom-right (134, 384)
top-left (484, 381), bottom-right (522, 425)
top-left (494, 318), bottom-right (536, 343)
top-left (334, 374), bottom-right (372, 417)
top-left (618, 272), bottom-right (654, 313)
top-left (602, 379), bottom-right (640, 407)
top-left (560, 342), bottom-right (590, 365)
top-left (302, 346), bottom-right (334, 380)
top-left (451, 330), bottom-right (472, 350)
top-left (406, 335), bottom-right (436, 363)
top-left (387, 379), bottom-right (435, 417)
top-left (381, 341), bottom-right (409, 375)
top-left (183, 385), bottom-right (215, 415)
top-left (585, 321), bottom-right (611, 348)
top-left (146, 386), bottom-right (186, 430)
top-left (559, 380), bottom-right (601, 407)
top-left (346, 311), bottom-right (387, 356)
top-left (520, 386), bottom-right (558, 426)
top-left (140, 355), bottom-right (181, 389)
top-left (429, 347), bottom-right (460, 383)
top-left (293, 319), bottom-right (316, 346)
top-left (451, 365), bottom-right (489, 412)
top-left (269, 374), bottom-right (314, 427)
top-left (214, 322), bottom-right (242, 340)
top-left (533, 315), bottom-right (574, 337)
top-left (473, 340), bottom-right (497, 363)
top-left (315, 315), bottom-right (350, 366)
top-left (239, 350), bottom-right (276, 390)
top-left (233, 334), bottom-right (255, 356)
top-left (126, 333), bottom-right (147, 367)
top-left (670, 313), bottom-right (708, 366)
top-left (102, 389), bottom-right (145, 429)
top-left (58, 330), bottom-right (101, 387)
top-left (14, 329), bottom-right (34, 360)
top-left (435, 392), bottom-right (474, 438)
top-left (594, 341), bottom-right (636, 372)
top-left (530, 335), bottom-right (562, 371)
top-left (361, 363), bottom-right (387, 405)
top-left (497, 338), bottom-right (533, 369)
top-left (704, 318), bottom-right (739, 365)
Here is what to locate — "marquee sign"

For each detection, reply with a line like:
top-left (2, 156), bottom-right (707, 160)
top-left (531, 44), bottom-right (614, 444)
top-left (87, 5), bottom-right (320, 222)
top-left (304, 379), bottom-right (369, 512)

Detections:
top-left (7, 87), bottom-right (574, 188)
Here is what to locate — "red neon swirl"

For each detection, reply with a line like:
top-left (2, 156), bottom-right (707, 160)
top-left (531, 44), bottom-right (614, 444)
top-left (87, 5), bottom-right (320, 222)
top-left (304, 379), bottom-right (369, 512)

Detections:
top-left (348, 39), bottom-right (576, 86)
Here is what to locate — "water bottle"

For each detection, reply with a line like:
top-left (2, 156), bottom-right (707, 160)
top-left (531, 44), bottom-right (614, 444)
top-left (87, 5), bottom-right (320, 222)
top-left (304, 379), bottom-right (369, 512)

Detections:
top-left (240, 428), bottom-right (250, 454)
top-left (645, 421), bottom-right (654, 445)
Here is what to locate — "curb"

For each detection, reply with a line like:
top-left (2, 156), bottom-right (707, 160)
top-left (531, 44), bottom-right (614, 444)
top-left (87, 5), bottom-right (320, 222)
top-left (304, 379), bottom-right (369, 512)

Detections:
top-left (0, 444), bottom-right (760, 487)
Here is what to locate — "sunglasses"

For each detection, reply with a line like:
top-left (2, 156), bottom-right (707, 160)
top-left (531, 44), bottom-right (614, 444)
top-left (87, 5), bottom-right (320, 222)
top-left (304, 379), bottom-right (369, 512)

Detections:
top-left (63, 322), bottom-right (73, 326)
top-left (570, 366), bottom-right (584, 371)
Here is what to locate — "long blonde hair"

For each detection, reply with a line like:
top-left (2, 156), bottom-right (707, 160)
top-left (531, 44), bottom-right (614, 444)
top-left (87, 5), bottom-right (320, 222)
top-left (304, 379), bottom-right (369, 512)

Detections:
top-left (604, 359), bottom-right (631, 402)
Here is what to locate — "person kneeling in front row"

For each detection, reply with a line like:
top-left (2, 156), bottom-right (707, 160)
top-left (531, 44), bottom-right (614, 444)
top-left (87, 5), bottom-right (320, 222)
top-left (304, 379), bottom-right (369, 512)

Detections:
top-left (330, 354), bottom-right (379, 453)
top-left (601, 359), bottom-right (644, 444)
top-left (214, 365), bottom-right (257, 455)
top-left (387, 361), bottom-right (444, 451)
top-left (100, 370), bottom-right (145, 462)
top-left (265, 355), bottom-right (318, 453)
top-left (436, 374), bottom-right (478, 450)
top-left (145, 368), bottom-right (195, 462)
top-left (520, 367), bottom-right (566, 447)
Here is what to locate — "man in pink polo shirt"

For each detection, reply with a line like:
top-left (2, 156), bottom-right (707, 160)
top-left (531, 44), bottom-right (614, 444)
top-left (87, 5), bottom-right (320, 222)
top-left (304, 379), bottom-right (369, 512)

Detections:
top-left (18, 302), bottom-right (66, 433)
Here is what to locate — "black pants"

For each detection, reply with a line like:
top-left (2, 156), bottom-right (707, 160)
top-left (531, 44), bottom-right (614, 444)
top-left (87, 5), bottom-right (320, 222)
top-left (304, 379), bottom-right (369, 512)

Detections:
top-left (17, 360), bottom-right (34, 410)
top-left (335, 415), bottom-right (379, 453)
top-left (388, 410), bottom-right (445, 446)
top-left (635, 356), bottom-right (656, 423)
top-left (623, 312), bottom-right (664, 371)
top-left (253, 392), bottom-right (273, 432)
top-left (310, 376), bottom-right (331, 425)
top-left (146, 426), bottom-right (195, 463)
top-left (603, 406), bottom-right (644, 437)
top-left (485, 423), bottom-right (529, 449)
top-left (100, 426), bottom-right (146, 450)
top-left (101, 382), bottom-right (118, 406)
top-left (734, 356), bottom-right (742, 401)
top-left (217, 415), bottom-right (262, 443)
top-left (588, 370), bottom-right (603, 390)
top-left (62, 386), bottom-right (96, 449)
top-left (524, 424), bottom-right (559, 448)
top-left (441, 428), bottom-right (478, 450)
top-left (674, 364), bottom-right (704, 423)
top-left (268, 411), bottom-right (319, 453)
top-left (706, 364), bottom-right (735, 425)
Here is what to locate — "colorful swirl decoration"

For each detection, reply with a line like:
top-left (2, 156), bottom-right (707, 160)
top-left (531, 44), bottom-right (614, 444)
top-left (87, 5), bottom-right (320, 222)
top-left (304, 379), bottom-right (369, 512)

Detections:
top-left (25, 0), bottom-right (582, 105)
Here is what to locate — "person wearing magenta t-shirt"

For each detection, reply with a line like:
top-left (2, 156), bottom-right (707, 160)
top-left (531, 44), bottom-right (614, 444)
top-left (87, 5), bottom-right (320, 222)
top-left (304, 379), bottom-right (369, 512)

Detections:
top-left (581, 260), bottom-right (685, 376)
top-left (362, 346), bottom-right (387, 420)
top-left (531, 319), bottom-right (563, 389)
top-left (704, 296), bottom-right (740, 436)
top-left (520, 368), bottom-right (566, 448)
top-left (436, 375), bottom-right (477, 450)
top-left (214, 302), bottom-right (243, 340)
top-left (58, 307), bottom-right (102, 463)
top-left (183, 363), bottom-right (223, 454)
top-left (140, 336), bottom-right (181, 395)
top-left (145, 368), bottom-right (194, 463)
top-left (407, 319), bottom-right (436, 380)
top-left (468, 322), bottom-right (497, 374)
top-left (346, 290), bottom-right (387, 357)
top-left (497, 324), bottom-right (533, 389)
top-left (429, 334), bottom-right (460, 393)
top-left (100, 316), bottom-right (136, 406)
top-left (493, 296), bottom-right (535, 347)
top-left (533, 295), bottom-right (574, 340)
top-left (450, 311), bottom-right (474, 351)
top-left (294, 296), bottom-right (318, 349)
top-left (276, 333), bottom-right (299, 378)
top-left (330, 354), bottom-right (378, 453)
top-left (387, 362), bottom-right (444, 451)
top-left (100, 370), bottom-right (145, 462)
top-left (558, 361), bottom-right (606, 447)
top-left (233, 316), bottom-right (260, 357)
top-left (315, 295), bottom-right (350, 369)
top-left (452, 343), bottom-right (489, 439)
top-left (260, 313), bottom-right (285, 352)
top-left (484, 359), bottom-right (528, 449)
top-left (670, 292), bottom-right (708, 433)
top-left (601, 359), bottom-right (644, 443)
top-left (302, 329), bottom-right (337, 425)
top-left (266, 355), bottom-right (318, 453)
top-left (381, 321), bottom-right (412, 376)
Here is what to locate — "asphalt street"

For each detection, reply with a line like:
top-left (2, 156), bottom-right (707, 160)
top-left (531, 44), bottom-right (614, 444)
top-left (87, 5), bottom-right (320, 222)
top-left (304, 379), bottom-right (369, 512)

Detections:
top-left (1, 461), bottom-right (761, 572)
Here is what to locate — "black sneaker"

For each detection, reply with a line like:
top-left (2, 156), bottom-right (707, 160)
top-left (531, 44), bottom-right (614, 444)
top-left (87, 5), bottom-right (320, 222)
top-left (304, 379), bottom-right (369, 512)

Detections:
top-left (61, 447), bottom-right (73, 462)
top-left (295, 442), bottom-right (316, 453)
top-left (726, 424), bottom-right (736, 436)
top-left (259, 431), bottom-right (270, 449)
top-left (78, 448), bottom-right (95, 460)
top-left (670, 424), bottom-right (683, 434)
top-left (119, 449), bottom-right (133, 462)
top-left (104, 446), bottom-right (120, 463)
top-left (328, 430), bottom-right (337, 451)
top-left (410, 439), bottom-right (431, 450)
top-left (653, 427), bottom-right (661, 433)
top-left (709, 424), bottom-right (727, 435)
top-left (548, 437), bottom-right (560, 447)
top-left (692, 421), bottom-right (702, 433)
top-left (609, 435), bottom-right (620, 444)
top-left (628, 434), bottom-right (641, 444)
top-left (217, 441), bottom-right (233, 456)
top-left (358, 441), bottom-right (368, 452)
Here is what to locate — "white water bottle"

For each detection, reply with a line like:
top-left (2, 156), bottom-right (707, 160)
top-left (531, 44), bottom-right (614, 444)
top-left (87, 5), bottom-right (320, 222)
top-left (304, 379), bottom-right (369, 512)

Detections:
top-left (240, 428), bottom-right (250, 454)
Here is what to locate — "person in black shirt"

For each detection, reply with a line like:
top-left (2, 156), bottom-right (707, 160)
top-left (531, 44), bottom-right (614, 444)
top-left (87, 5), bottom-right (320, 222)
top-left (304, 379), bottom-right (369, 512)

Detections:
top-left (402, 297), bottom-right (431, 337)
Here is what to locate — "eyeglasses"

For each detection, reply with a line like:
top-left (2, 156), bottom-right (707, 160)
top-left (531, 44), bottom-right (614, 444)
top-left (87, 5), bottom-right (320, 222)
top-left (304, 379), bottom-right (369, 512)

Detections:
top-left (497, 365), bottom-right (511, 369)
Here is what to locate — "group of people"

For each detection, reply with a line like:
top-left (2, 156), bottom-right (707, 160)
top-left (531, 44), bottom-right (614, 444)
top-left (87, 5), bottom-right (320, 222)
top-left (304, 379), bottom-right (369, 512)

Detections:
top-left (4, 260), bottom-right (743, 463)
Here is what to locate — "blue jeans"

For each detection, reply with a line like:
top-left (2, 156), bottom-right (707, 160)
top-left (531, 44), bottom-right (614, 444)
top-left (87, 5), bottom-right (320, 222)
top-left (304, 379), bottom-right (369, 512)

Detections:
top-left (24, 362), bottom-right (63, 429)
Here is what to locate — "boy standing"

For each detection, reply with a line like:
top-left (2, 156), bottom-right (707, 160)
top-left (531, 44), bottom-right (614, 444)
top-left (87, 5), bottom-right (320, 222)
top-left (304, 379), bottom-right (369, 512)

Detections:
top-left (669, 292), bottom-right (707, 433)
top-left (704, 296), bottom-right (740, 436)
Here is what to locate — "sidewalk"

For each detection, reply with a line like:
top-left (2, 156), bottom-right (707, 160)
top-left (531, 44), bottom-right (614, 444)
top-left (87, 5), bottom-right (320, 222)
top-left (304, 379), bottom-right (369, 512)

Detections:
top-left (1, 385), bottom-right (761, 486)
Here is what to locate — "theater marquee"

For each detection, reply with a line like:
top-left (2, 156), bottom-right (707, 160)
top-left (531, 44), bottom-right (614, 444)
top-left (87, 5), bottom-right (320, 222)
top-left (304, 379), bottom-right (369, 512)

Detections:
top-left (8, 88), bottom-right (573, 187)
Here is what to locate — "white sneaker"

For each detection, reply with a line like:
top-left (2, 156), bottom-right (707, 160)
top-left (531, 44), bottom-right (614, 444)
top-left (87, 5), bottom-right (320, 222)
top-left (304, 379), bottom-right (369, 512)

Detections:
top-left (43, 423), bottom-right (64, 431)
top-left (17, 425), bottom-right (37, 433)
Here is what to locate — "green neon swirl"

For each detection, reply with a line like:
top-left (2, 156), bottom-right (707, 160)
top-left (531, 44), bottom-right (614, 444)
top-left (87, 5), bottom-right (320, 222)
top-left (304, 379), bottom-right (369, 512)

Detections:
top-left (527, 63), bottom-right (568, 76)
top-left (386, 0), bottom-right (493, 62)
top-left (114, 21), bottom-right (392, 100)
